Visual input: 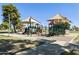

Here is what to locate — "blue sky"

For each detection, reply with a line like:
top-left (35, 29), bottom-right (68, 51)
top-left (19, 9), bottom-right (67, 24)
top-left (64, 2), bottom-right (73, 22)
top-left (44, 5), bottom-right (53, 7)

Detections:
top-left (0, 3), bottom-right (79, 26)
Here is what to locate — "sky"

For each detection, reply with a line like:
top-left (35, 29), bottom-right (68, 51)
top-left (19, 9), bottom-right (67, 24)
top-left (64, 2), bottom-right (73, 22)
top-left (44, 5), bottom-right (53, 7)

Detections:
top-left (0, 3), bottom-right (79, 26)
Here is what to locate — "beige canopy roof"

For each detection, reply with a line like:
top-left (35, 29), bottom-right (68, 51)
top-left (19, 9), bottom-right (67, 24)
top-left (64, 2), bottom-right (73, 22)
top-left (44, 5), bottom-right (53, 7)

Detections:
top-left (49, 14), bottom-right (71, 23)
top-left (49, 14), bottom-right (65, 20)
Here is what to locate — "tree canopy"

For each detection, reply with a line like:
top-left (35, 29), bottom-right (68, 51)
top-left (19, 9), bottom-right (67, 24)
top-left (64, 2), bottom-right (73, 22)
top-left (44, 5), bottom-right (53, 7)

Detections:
top-left (2, 4), bottom-right (21, 32)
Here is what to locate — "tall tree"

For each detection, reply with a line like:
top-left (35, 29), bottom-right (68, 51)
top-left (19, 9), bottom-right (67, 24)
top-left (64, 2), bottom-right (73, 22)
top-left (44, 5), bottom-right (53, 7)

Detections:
top-left (2, 4), bottom-right (20, 33)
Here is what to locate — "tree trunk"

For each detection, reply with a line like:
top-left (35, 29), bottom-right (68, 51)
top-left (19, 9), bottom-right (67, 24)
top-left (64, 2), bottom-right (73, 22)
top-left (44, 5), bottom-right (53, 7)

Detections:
top-left (13, 24), bottom-right (17, 33)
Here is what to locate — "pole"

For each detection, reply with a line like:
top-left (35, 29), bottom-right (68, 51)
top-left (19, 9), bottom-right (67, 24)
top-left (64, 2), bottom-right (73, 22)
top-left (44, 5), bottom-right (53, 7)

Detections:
top-left (29, 17), bottom-right (32, 36)
top-left (8, 14), bottom-right (10, 36)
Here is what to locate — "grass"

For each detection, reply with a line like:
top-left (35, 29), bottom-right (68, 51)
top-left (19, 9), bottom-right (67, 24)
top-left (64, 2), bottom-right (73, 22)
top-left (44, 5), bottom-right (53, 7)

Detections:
top-left (70, 31), bottom-right (79, 33)
top-left (0, 35), bottom-right (20, 40)
top-left (69, 31), bottom-right (79, 43)
top-left (0, 34), bottom-right (45, 54)
top-left (74, 35), bottom-right (79, 44)
top-left (0, 37), bottom-right (38, 55)
top-left (0, 36), bottom-right (55, 55)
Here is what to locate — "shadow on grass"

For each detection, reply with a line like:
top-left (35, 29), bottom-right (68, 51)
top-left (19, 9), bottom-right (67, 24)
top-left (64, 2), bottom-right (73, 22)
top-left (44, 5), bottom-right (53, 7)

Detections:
top-left (15, 40), bottom-right (79, 55)
top-left (15, 39), bottom-right (65, 55)
top-left (0, 39), bottom-right (79, 55)
top-left (0, 39), bottom-right (31, 55)
top-left (0, 39), bottom-right (56, 55)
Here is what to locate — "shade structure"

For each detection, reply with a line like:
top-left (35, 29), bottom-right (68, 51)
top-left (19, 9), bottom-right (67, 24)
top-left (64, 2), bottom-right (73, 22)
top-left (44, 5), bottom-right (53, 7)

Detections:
top-left (22, 17), bottom-right (41, 25)
top-left (48, 14), bottom-right (71, 25)
top-left (21, 16), bottom-right (42, 35)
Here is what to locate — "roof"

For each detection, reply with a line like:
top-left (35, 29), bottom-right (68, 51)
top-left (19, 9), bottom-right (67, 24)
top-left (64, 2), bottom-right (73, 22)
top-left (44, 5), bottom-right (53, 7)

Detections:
top-left (22, 17), bottom-right (41, 24)
top-left (49, 14), bottom-right (71, 23)
top-left (49, 14), bottom-right (65, 20)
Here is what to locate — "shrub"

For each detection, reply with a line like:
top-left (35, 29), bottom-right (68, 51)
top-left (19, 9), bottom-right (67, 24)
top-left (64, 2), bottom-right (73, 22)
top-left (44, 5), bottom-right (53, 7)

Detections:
top-left (49, 22), bottom-right (70, 35)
